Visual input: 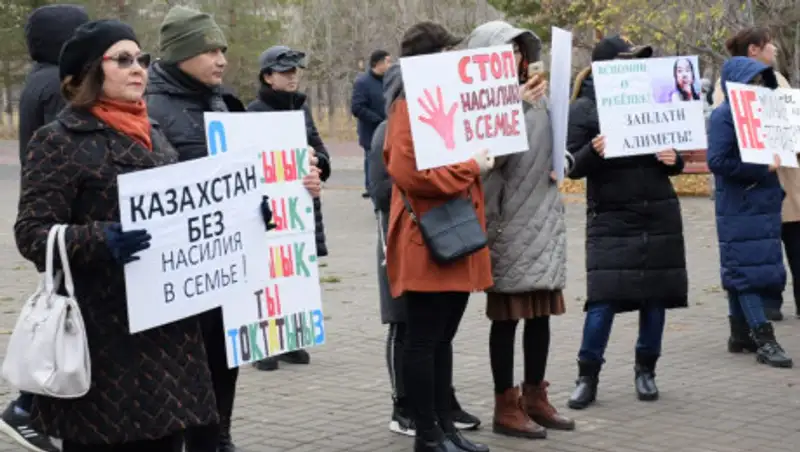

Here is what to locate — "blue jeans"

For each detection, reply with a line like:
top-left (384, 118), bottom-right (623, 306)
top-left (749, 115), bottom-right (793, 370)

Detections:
top-left (578, 302), bottom-right (666, 363)
top-left (728, 291), bottom-right (768, 328)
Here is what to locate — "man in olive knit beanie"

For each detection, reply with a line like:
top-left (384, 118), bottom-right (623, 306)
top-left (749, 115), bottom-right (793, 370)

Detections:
top-left (159, 5), bottom-right (227, 63)
top-left (145, 6), bottom-right (243, 452)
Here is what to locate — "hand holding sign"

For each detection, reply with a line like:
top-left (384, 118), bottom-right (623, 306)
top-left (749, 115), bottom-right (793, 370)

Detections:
top-left (592, 135), bottom-right (606, 157)
top-left (309, 148), bottom-right (318, 167)
top-left (303, 167), bottom-right (322, 198)
top-left (418, 86), bottom-right (458, 150)
top-left (768, 154), bottom-right (781, 172)
top-left (656, 148), bottom-right (678, 166)
top-left (471, 148), bottom-right (495, 174)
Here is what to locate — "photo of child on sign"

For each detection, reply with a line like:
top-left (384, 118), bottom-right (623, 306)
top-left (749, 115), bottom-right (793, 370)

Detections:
top-left (592, 55), bottom-right (708, 158)
top-left (399, 44), bottom-right (529, 170)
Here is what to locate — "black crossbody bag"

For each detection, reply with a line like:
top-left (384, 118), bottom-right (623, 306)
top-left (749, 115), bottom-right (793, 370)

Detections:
top-left (398, 189), bottom-right (487, 264)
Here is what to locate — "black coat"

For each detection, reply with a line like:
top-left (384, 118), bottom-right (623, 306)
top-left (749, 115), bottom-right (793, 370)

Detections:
top-left (18, 4), bottom-right (89, 159)
top-left (567, 74), bottom-right (688, 313)
top-left (145, 62), bottom-right (244, 162)
top-left (247, 85), bottom-right (330, 257)
top-left (368, 120), bottom-right (406, 324)
top-left (14, 108), bottom-right (217, 445)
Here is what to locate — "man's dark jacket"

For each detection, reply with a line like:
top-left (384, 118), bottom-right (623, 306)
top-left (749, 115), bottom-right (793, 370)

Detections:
top-left (18, 4), bottom-right (89, 160)
top-left (247, 85), bottom-right (330, 257)
top-left (144, 61), bottom-right (243, 428)
top-left (351, 71), bottom-right (386, 150)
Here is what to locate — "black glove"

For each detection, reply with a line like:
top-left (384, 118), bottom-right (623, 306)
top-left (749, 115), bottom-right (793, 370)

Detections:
top-left (261, 196), bottom-right (277, 231)
top-left (103, 223), bottom-right (151, 264)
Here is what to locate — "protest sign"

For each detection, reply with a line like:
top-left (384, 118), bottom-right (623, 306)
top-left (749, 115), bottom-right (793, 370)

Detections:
top-left (592, 55), bottom-right (708, 158)
top-left (118, 152), bottom-right (266, 334)
top-left (400, 44), bottom-right (529, 170)
top-left (203, 112), bottom-right (325, 368)
top-left (725, 82), bottom-right (800, 168)
top-left (549, 27), bottom-right (572, 182)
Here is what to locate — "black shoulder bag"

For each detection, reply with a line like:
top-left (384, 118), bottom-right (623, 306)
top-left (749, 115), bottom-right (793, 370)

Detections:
top-left (398, 189), bottom-right (487, 264)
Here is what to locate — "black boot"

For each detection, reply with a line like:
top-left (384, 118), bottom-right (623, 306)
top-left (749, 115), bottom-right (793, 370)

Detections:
top-left (634, 353), bottom-right (659, 401)
top-left (567, 360), bottom-right (600, 410)
top-left (752, 323), bottom-right (793, 368)
top-left (728, 316), bottom-right (758, 353)
top-left (218, 415), bottom-right (238, 452)
top-left (414, 429), bottom-right (462, 452)
top-left (764, 307), bottom-right (784, 322)
top-left (445, 430), bottom-right (490, 452)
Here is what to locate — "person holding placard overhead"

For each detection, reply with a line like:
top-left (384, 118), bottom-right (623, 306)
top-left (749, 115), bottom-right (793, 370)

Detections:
top-left (12, 19), bottom-right (249, 451)
top-left (565, 36), bottom-right (689, 410)
top-left (706, 55), bottom-right (793, 368)
top-left (465, 20), bottom-right (575, 440)
top-left (384, 21), bottom-right (493, 452)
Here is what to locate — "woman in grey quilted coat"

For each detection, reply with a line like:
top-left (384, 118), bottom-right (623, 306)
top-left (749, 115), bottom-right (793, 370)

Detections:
top-left (466, 21), bottom-right (575, 440)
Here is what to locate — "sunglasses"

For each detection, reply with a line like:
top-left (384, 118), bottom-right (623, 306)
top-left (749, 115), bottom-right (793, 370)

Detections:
top-left (102, 52), bottom-right (151, 69)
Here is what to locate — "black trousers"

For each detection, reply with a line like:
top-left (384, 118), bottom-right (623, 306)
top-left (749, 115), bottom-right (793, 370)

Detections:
top-left (386, 322), bottom-right (407, 405)
top-left (783, 221), bottom-right (800, 312)
top-left (184, 308), bottom-right (238, 451)
top-left (404, 291), bottom-right (468, 437)
top-left (62, 434), bottom-right (182, 452)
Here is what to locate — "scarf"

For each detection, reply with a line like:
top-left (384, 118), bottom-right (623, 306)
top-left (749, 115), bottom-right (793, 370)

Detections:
top-left (90, 97), bottom-right (152, 150)
top-left (257, 84), bottom-right (307, 111)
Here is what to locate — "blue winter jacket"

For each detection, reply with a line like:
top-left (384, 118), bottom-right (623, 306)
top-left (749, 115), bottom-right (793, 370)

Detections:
top-left (707, 56), bottom-right (786, 294)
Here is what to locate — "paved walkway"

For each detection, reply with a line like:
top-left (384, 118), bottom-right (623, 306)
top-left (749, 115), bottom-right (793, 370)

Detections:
top-left (0, 157), bottom-right (797, 451)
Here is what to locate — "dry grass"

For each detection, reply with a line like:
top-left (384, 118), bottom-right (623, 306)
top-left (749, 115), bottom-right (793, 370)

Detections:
top-left (559, 174), bottom-right (712, 197)
top-left (315, 108), bottom-right (358, 142)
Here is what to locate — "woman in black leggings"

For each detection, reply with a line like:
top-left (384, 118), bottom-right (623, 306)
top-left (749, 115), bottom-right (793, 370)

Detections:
top-left (369, 121), bottom-right (482, 437)
top-left (383, 22), bottom-right (496, 452)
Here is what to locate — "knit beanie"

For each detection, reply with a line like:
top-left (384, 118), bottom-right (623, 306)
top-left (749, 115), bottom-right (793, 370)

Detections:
top-left (159, 6), bottom-right (227, 63)
top-left (59, 19), bottom-right (139, 82)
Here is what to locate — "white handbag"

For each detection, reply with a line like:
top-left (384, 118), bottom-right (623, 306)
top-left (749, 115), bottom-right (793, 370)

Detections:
top-left (2, 224), bottom-right (91, 398)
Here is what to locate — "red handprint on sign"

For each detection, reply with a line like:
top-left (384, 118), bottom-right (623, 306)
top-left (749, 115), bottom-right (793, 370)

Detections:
top-left (417, 86), bottom-right (458, 150)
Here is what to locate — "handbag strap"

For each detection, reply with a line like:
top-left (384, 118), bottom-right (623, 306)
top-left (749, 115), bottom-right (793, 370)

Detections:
top-left (43, 225), bottom-right (60, 292)
top-left (397, 186), bottom-right (474, 225)
top-left (397, 189), bottom-right (418, 223)
top-left (55, 225), bottom-right (75, 298)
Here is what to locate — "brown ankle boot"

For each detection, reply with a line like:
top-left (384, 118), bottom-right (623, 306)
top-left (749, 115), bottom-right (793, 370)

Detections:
top-left (492, 387), bottom-right (547, 439)
top-left (523, 381), bottom-right (576, 431)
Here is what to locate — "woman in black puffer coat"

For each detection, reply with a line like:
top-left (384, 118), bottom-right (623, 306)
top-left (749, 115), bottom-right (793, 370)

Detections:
top-left (564, 36), bottom-right (688, 411)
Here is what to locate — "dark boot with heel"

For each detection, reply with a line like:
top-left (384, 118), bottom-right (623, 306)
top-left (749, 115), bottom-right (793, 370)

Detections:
top-left (728, 316), bottom-right (758, 353)
top-left (567, 360), bottom-right (600, 410)
top-left (414, 428), bottom-right (463, 452)
top-left (752, 323), bottom-right (793, 368)
top-left (634, 353), bottom-right (659, 401)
